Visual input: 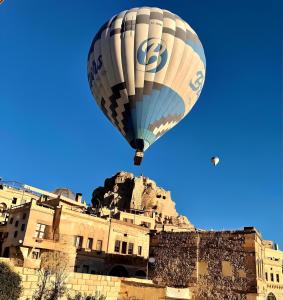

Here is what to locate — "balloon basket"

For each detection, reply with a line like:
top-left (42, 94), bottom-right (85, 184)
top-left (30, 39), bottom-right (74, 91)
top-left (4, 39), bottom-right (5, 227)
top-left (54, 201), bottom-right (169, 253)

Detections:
top-left (134, 150), bottom-right (144, 166)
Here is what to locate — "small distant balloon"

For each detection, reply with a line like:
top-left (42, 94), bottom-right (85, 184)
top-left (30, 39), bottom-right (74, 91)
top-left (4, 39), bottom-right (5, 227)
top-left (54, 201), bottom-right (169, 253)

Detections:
top-left (211, 156), bottom-right (220, 166)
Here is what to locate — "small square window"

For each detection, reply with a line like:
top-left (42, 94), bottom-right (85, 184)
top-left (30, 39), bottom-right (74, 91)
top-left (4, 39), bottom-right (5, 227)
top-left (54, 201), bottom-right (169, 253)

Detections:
top-left (12, 198), bottom-right (17, 204)
top-left (34, 223), bottom-right (46, 239)
top-left (32, 251), bottom-right (39, 259)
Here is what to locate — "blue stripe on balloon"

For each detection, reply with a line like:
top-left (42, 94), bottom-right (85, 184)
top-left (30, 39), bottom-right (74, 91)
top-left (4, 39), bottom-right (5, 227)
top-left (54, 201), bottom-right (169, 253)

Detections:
top-left (186, 39), bottom-right (206, 67)
top-left (129, 85), bottom-right (185, 149)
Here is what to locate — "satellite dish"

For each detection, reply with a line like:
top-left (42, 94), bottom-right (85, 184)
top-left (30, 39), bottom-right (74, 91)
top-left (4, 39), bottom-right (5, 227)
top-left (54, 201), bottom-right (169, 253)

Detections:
top-left (149, 257), bottom-right (156, 264)
top-left (211, 156), bottom-right (220, 166)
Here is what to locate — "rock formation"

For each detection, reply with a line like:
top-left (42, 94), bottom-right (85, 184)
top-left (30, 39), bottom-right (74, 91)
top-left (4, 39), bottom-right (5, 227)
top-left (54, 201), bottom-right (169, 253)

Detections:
top-left (92, 172), bottom-right (194, 229)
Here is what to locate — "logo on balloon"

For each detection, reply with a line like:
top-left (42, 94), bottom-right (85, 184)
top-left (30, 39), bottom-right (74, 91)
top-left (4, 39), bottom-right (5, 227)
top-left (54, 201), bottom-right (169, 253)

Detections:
top-left (189, 70), bottom-right (204, 96)
top-left (137, 38), bottom-right (168, 73)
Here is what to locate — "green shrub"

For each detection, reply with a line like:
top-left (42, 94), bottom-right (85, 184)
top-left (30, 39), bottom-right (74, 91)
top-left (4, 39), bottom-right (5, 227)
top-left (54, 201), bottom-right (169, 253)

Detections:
top-left (68, 291), bottom-right (106, 300)
top-left (0, 262), bottom-right (22, 300)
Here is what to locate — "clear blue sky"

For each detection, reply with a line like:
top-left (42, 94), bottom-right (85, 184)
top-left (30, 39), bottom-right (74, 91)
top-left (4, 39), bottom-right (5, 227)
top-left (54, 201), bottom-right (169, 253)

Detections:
top-left (0, 1), bottom-right (282, 245)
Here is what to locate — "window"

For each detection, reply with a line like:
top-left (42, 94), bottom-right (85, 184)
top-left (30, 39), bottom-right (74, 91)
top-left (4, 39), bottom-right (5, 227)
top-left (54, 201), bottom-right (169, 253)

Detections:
top-left (128, 243), bottom-right (134, 255)
top-left (86, 238), bottom-right (93, 249)
top-left (12, 197), bottom-right (17, 204)
top-left (96, 240), bottom-right (102, 251)
top-left (121, 241), bottom-right (127, 254)
top-left (14, 231), bottom-right (18, 238)
top-left (271, 273), bottom-right (274, 282)
top-left (34, 223), bottom-right (46, 239)
top-left (265, 272), bottom-right (268, 281)
top-left (276, 273), bottom-right (279, 282)
top-left (138, 246), bottom-right (142, 256)
top-left (15, 220), bottom-right (19, 227)
top-left (114, 240), bottom-right (121, 253)
top-left (23, 213), bottom-right (26, 220)
top-left (4, 232), bottom-right (8, 238)
top-left (21, 224), bottom-right (25, 231)
top-left (32, 251), bottom-right (39, 259)
top-left (123, 218), bottom-right (133, 224)
top-left (141, 221), bottom-right (150, 228)
top-left (9, 217), bottom-right (14, 224)
top-left (74, 236), bottom-right (83, 248)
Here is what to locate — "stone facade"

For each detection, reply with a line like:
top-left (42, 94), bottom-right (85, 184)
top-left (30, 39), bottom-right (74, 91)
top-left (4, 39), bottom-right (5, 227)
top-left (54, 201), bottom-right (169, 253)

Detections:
top-left (0, 258), bottom-right (190, 300)
top-left (1, 174), bottom-right (283, 300)
top-left (149, 229), bottom-right (283, 300)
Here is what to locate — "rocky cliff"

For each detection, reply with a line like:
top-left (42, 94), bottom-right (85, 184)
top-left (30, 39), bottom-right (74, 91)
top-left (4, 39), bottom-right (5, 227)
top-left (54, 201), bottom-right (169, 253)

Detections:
top-left (91, 171), bottom-right (194, 229)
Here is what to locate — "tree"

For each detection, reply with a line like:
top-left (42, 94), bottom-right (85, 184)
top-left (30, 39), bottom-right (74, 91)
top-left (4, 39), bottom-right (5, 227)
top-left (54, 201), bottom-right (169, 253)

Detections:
top-left (0, 262), bottom-right (22, 300)
top-left (33, 251), bottom-right (70, 300)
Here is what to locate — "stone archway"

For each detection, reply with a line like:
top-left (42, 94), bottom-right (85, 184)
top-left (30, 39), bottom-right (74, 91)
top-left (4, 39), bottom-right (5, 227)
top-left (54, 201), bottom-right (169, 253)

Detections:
top-left (267, 293), bottom-right (276, 300)
top-left (109, 265), bottom-right (129, 277)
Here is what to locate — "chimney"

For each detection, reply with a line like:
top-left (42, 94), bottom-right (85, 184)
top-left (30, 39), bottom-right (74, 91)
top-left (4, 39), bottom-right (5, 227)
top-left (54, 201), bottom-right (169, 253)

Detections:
top-left (75, 193), bottom-right (82, 203)
top-left (274, 243), bottom-right (279, 250)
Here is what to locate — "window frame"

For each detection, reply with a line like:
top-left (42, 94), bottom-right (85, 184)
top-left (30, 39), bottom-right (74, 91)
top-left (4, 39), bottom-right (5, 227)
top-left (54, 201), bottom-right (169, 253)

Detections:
top-left (121, 241), bottom-right (127, 254)
top-left (128, 242), bottom-right (134, 255)
top-left (96, 240), bottom-right (103, 252)
top-left (86, 238), bottom-right (93, 249)
top-left (114, 240), bottom-right (121, 253)
top-left (74, 236), bottom-right (83, 249)
top-left (34, 223), bottom-right (46, 239)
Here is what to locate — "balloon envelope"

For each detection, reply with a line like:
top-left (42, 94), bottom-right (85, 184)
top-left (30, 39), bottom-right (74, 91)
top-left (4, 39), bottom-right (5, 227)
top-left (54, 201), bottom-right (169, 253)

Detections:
top-left (211, 156), bottom-right (220, 166)
top-left (87, 7), bottom-right (206, 152)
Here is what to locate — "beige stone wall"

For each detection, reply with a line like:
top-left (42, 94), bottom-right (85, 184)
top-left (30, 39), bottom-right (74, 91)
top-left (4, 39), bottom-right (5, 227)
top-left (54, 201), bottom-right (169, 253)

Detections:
top-left (1, 259), bottom-right (121, 300)
top-left (0, 184), bottom-right (37, 222)
top-left (1, 259), bottom-right (191, 300)
top-left (119, 280), bottom-right (165, 300)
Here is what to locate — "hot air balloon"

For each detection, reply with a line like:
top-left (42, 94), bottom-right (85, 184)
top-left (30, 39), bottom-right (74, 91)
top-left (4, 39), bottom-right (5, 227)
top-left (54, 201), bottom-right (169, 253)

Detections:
top-left (211, 156), bottom-right (220, 166)
top-left (87, 7), bottom-right (206, 165)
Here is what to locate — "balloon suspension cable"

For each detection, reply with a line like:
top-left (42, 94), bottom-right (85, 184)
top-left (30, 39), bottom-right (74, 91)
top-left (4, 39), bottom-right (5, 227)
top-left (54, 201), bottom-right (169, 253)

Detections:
top-left (134, 149), bottom-right (144, 166)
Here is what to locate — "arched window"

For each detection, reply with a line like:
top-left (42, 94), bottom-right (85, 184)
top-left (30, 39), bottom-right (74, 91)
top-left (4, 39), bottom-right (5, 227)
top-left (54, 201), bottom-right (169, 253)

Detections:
top-left (267, 293), bottom-right (277, 300)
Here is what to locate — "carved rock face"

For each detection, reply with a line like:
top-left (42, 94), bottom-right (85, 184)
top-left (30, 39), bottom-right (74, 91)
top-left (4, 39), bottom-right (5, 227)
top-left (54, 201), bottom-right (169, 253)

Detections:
top-left (91, 172), bottom-right (193, 228)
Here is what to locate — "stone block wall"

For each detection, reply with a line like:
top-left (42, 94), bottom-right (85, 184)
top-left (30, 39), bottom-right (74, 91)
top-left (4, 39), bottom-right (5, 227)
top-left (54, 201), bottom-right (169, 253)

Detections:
top-left (0, 259), bottom-right (121, 300)
top-left (150, 230), bottom-right (258, 300)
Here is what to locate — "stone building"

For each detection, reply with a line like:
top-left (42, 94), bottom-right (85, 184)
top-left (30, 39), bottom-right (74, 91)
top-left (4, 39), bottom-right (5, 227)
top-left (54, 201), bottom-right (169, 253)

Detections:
top-left (0, 181), bottom-right (151, 277)
top-left (149, 228), bottom-right (283, 299)
top-left (0, 174), bottom-right (282, 299)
